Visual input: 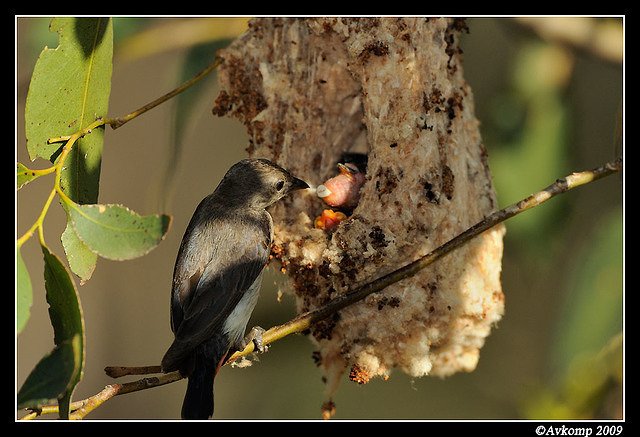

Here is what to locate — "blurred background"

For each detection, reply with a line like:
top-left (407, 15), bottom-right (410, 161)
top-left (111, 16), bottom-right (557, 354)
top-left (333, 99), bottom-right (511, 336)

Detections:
top-left (16, 17), bottom-right (623, 420)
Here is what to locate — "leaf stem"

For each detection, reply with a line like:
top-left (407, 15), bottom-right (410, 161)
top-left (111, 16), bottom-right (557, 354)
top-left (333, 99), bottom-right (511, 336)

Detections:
top-left (48, 135), bottom-right (72, 143)
top-left (16, 187), bottom-right (58, 250)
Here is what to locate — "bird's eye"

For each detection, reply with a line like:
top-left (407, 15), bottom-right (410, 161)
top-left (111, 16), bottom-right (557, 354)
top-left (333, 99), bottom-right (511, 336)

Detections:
top-left (276, 180), bottom-right (285, 191)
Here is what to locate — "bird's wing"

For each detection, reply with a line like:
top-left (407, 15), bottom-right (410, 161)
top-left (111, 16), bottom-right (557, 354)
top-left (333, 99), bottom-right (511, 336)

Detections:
top-left (170, 215), bottom-right (272, 351)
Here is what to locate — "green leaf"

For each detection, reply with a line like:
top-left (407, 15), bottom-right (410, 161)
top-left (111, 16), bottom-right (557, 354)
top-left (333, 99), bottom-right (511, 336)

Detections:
top-left (17, 163), bottom-right (41, 189)
top-left (17, 335), bottom-right (82, 412)
top-left (42, 245), bottom-right (84, 345)
top-left (24, 17), bottom-right (113, 204)
top-left (61, 220), bottom-right (98, 284)
top-left (17, 246), bottom-right (84, 416)
top-left (16, 246), bottom-right (33, 333)
top-left (64, 201), bottom-right (172, 261)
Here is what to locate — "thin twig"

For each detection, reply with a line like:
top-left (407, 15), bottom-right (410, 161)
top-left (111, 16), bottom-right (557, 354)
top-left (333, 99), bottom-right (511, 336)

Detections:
top-left (105, 57), bottom-right (222, 129)
top-left (21, 372), bottom-right (183, 420)
top-left (104, 365), bottom-right (162, 378)
top-left (69, 372), bottom-right (184, 419)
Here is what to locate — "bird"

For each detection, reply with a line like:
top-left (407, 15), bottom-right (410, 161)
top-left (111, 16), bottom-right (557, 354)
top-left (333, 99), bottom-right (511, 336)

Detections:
top-left (161, 158), bottom-right (309, 419)
top-left (316, 162), bottom-right (366, 211)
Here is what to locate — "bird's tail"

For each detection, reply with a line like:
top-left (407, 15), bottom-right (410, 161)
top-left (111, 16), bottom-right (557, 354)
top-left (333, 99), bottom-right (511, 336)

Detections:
top-left (180, 340), bottom-right (229, 420)
top-left (181, 360), bottom-right (215, 419)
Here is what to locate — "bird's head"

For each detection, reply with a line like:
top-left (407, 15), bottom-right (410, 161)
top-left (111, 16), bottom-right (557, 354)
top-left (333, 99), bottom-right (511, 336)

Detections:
top-left (217, 158), bottom-right (309, 209)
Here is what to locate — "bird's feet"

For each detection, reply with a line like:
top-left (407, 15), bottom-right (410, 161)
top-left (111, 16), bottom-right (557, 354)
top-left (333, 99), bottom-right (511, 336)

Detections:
top-left (236, 326), bottom-right (269, 354)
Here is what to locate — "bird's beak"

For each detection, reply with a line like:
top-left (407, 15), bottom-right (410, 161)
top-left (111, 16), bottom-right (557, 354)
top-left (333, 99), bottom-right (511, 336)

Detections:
top-left (289, 177), bottom-right (310, 192)
top-left (337, 162), bottom-right (360, 178)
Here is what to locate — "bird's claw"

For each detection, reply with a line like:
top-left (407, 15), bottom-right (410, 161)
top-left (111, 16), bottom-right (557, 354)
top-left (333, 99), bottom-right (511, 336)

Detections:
top-left (239, 326), bottom-right (269, 353)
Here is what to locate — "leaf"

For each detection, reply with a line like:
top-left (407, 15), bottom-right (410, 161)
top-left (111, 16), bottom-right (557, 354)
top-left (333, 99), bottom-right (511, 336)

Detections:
top-left (16, 246), bottom-right (33, 333)
top-left (61, 219), bottom-right (98, 284)
top-left (17, 245), bottom-right (84, 416)
top-left (17, 163), bottom-right (41, 189)
top-left (17, 335), bottom-right (82, 412)
top-left (42, 245), bottom-right (84, 361)
top-left (24, 17), bottom-right (113, 204)
top-left (63, 201), bottom-right (172, 261)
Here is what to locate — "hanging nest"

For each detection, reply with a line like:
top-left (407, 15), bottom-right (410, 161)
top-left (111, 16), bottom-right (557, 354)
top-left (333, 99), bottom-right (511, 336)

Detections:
top-left (212, 17), bottom-right (505, 407)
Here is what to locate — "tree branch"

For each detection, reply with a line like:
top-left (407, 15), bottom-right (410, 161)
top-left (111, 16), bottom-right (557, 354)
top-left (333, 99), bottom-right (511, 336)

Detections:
top-left (21, 156), bottom-right (620, 420)
top-left (20, 372), bottom-right (183, 420)
top-left (228, 155), bottom-right (623, 360)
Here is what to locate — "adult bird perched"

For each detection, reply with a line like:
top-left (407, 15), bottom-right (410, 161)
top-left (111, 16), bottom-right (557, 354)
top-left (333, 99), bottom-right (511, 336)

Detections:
top-left (161, 158), bottom-right (309, 419)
